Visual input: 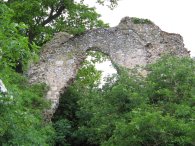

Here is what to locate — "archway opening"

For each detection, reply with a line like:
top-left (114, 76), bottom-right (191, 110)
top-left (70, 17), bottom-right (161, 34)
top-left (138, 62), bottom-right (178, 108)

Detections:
top-left (52, 50), bottom-right (117, 146)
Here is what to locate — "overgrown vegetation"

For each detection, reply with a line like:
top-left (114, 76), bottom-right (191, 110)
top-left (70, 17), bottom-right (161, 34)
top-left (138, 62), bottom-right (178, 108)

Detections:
top-left (0, 4), bottom-right (39, 71)
top-left (0, 1), bottom-right (117, 145)
top-left (53, 55), bottom-right (195, 146)
top-left (132, 17), bottom-right (152, 24)
top-left (0, 4), bottom-right (54, 145)
top-left (0, 0), bottom-right (195, 145)
top-left (0, 68), bottom-right (55, 145)
top-left (3, 0), bottom-right (114, 45)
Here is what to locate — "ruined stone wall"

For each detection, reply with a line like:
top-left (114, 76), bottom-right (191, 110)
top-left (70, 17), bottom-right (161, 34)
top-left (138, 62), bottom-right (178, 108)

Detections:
top-left (28, 17), bottom-right (189, 119)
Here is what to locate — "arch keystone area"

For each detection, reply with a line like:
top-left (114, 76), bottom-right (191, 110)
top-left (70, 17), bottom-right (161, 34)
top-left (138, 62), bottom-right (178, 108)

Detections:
top-left (28, 17), bottom-right (189, 120)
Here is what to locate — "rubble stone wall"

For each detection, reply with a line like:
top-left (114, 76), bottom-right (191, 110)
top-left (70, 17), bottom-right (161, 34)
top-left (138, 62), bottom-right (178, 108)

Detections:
top-left (28, 17), bottom-right (189, 120)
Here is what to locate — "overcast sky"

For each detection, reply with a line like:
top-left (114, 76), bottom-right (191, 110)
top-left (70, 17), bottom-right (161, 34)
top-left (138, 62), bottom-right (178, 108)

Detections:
top-left (84, 0), bottom-right (195, 57)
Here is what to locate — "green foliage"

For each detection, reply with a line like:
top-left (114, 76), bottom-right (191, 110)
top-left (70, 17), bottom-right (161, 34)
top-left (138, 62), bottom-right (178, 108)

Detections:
top-left (104, 109), bottom-right (194, 146)
top-left (53, 119), bottom-right (72, 146)
top-left (0, 5), bottom-right (54, 145)
top-left (52, 51), bottom-right (106, 145)
top-left (1, 0), bottom-right (114, 72)
top-left (132, 17), bottom-right (152, 24)
top-left (0, 4), bottom-right (38, 70)
top-left (0, 1), bottom-right (120, 145)
top-left (146, 56), bottom-right (195, 104)
top-left (0, 68), bottom-right (55, 145)
top-left (1, 0), bottom-right (194, 145)
top-left (4, 0), bottom-right (112, 45)
top-left (80, 0), bottom-right (118, 9)
top-left (1, 0), bottom-right (113, 73)
top-left (53, 56), bottom-right (195, 146)
top-left (104, 57), bottom-right (195, 146)
top-left (58, 3), bottom-right (109, 35)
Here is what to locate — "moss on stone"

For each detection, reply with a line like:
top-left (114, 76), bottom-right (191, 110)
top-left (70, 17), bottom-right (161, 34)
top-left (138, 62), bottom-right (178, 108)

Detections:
top-left (132, 17), bottom-right (152, 24)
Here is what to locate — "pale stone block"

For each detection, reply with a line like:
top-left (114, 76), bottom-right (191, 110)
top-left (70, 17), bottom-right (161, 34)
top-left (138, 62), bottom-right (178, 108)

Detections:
top-left (0, 79), bottom-right (7, 94)
top-left (55, 60), bottom-right (64, 66)
top-left (51, 86), bottom-right (58, 91)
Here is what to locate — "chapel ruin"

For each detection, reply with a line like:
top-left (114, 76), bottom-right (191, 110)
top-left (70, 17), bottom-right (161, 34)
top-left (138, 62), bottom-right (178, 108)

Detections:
top-left (28, 17), bottom-right (189, 119)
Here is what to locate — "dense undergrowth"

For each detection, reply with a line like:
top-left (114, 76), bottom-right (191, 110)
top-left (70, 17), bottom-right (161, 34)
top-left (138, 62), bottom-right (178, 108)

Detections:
top-left (53, 56), bottom-right (195, 146)
top-left (0, 68), bottom-right (55, 145)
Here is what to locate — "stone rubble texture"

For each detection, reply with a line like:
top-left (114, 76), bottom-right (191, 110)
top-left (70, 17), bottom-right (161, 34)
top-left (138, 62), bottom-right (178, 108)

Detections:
top-left (28, 17), bottom-right (189, 120)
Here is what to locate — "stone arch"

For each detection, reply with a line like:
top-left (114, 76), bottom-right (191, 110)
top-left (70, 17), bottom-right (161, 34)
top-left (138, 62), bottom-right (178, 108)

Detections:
top-left (28, 17), bottom-right (189, 120)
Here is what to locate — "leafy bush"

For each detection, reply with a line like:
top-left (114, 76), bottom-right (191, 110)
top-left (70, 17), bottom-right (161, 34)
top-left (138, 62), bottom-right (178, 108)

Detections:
top-left (0, 4), bottom-right (38, 70)
top-left (53, 56), bottom-right (195, 146)
top-left (0, 68), bottom-right (55, 145)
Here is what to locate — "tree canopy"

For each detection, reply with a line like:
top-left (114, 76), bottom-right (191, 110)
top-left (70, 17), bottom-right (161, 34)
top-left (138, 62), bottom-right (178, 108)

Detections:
top-left (3, 0), bottom-right (117, 45)
top-left (1, 0), bottom-right (117, 72)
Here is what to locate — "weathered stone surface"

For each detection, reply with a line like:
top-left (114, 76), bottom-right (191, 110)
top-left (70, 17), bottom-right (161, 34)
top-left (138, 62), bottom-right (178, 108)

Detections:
top-left (0, 79), bottom-right (7, 94)
top-left (28, 17), bottom-right (189, 120)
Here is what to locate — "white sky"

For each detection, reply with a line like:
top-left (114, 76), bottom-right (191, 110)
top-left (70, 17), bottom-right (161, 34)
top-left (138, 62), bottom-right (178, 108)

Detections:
top-left (83, 0), bottom-right (195, 57)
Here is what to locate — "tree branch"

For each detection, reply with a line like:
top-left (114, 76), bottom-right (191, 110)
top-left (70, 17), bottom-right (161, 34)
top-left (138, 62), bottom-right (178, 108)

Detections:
top-left (49, 6), bottom-right (54, 17)
top-left (41, 5), bottom-right (65, 26)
